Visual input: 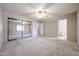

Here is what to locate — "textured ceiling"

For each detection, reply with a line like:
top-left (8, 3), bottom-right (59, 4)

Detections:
top-left (2, 3), bottom-right (79, 20)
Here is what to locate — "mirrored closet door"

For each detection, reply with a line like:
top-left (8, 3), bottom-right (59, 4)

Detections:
top-left (8, 18), bottom-right (32, 41)
top-left (23, 21), bottom-right (32, 38)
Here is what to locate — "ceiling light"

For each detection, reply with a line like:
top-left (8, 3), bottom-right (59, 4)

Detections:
top-left (35, 10), bottom-right (48, 19)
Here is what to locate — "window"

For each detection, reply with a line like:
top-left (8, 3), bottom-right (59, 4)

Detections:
top-left (58, 19), bottom-right (67, 40)
top-left (16, 25), bottom-right (24, 32)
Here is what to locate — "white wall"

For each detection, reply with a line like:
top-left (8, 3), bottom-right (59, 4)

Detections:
top-left (44, 20), bottom-right (58, 37)
top-left (39, 22), bottom-right (44, 36)
top-left (38, 22), bottom-right (44, 36)
top-left (2, 12), bottom-right (33, 42)
top-left (44, 12), bottom-right (77, 43)
top-left (0, 4), bottom-right (3, 49)
top-left (32, 20), bottom-right (38, 37)
top-left (77, 8), bottom-right (79, 45)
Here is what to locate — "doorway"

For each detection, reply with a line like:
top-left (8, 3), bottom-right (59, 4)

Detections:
top-left (58, 19), bottom-right (67, 40)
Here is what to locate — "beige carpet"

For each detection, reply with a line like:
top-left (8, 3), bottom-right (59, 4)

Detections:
top-left (0, 37), bottom-right (79, 56)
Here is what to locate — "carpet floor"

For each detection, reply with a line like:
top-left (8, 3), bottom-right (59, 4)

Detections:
top-left (0, 37), bottom-right (79, 56)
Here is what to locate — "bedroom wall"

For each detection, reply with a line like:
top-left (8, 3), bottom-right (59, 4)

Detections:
top-left (77, 8), bottom-right (79, 45)
top-left (32, 20), bottom-right (38, 37)
top-left (38, 22), bottom-right (44, 36)
top-left (0, 4), bottom-right (3, 49)
top-left (2, 12), bottom-right (33, 42)
top-left (67, 12), bottom-right (77, 42)
top-left (44, 20), bottom-right (58, 37)
top-left (44, 12), bottom-right (77, 43)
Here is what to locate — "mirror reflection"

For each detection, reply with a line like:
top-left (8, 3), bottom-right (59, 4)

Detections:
top-left (8, 18), bottom-right (32, 41)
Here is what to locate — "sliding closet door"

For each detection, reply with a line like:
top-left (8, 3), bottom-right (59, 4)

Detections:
top-left (23, 21), bottom-right (32, 38)
top-left (8, 18), bottom-right (32, 41)
top-left (8, 19), bottom-right (22, 40)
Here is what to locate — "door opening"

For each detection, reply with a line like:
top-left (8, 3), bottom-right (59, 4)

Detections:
top-left (58, 19), bottom-right (67, 40)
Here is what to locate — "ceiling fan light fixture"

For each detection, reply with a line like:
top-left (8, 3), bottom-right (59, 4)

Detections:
top-left (35, 10), bottom-right (48, 19)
